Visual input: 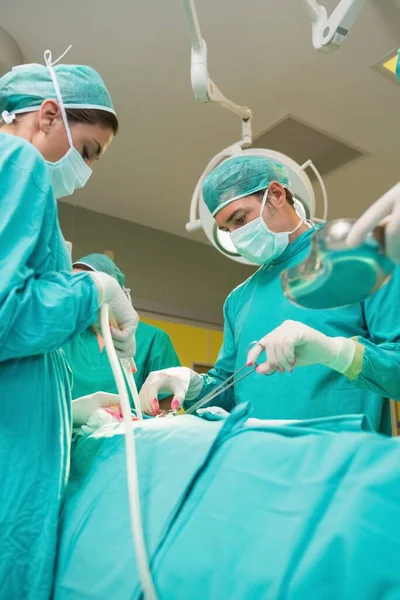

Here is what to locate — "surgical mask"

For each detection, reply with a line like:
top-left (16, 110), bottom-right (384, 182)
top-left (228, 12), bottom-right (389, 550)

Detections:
top-left (47, 147), bottom-right (92, 199)
top-left (230, 188), bottom-right (305, 265)
top-left (43, 50), bottom-right (92, 199)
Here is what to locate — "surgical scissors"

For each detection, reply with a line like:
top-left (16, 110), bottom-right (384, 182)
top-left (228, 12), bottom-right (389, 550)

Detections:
top-left (184, 341), bottom-right (262, 416)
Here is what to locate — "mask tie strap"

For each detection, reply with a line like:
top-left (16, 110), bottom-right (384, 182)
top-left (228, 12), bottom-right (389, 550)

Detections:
top-left (52, 45), bottom-right (72, 65)
top-left (260, 187), bottom-right (269, 217)
top-left (44, 48), bottom-right (74, 148)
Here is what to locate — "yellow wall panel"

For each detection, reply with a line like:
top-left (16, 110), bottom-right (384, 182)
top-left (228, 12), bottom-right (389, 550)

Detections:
top-left (141, 317), bottom-right (212, 368)
top-left (209, 329), bottom-right (224, 363)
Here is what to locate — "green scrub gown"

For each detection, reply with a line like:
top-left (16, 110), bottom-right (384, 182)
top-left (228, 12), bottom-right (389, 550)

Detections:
top-left (0, 134), bottom-right (99, 599)
top-left (63, 322), bottom-right (181, 400)
top-left (188, 227), bottom-right (400, 433)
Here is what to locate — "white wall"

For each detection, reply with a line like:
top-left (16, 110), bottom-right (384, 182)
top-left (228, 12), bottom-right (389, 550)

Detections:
top-left (58, 202), bottom-right (255, 327)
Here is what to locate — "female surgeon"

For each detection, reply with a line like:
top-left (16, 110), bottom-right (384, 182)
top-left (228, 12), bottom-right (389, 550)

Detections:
top-left (0, 50), bottom-right (138, 599)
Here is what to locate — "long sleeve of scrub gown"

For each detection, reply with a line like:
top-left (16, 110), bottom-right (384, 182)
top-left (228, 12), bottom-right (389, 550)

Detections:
top-left (64, 322), bottom-right (181, 400)
top-left (187, 226), bottom-right (400, 434)
top-left (0, 135), bottom-right (100, 599)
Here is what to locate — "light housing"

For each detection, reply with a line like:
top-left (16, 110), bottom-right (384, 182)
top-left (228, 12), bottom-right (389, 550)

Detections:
top-left (187, 147), bottom-right (327, 265)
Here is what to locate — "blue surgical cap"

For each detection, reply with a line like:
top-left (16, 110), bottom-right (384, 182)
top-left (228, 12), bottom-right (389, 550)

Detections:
top-left (74, 254), bottom-right (125, 288)
top-left (0, 62), bottom-right (115, 117)
top-left (202, 155), bottom-right (290, 217)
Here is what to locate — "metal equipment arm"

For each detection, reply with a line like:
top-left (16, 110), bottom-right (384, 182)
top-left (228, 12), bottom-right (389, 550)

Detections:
top-left (298, 0), bottom-right (365, 52)
top-left (181, 0), bottom-right (252, 125)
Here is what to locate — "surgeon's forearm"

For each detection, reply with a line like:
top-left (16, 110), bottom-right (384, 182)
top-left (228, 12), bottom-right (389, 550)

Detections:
top-left (0, 272), bottom-right (98, 361)
top-left (342, 337), bottom-right (400, 400)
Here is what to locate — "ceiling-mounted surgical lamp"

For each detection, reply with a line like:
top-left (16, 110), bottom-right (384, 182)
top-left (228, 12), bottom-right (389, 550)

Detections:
top-left (181, 0), bottom-right (252, 145)
top-left (299, 0), bottom-right (365, 52)
top-left (187, 146), bottom-right (328, 265)
top-left (182, 0), bottom-right (328, 265)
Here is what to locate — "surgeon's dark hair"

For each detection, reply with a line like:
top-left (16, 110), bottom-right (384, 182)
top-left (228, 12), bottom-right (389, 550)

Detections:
top-left (65, 108), bottom-right (119, 135)
top-left (256, 187), bottom-right (295, 208)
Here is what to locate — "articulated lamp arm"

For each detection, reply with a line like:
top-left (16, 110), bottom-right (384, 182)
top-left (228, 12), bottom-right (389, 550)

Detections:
top-left (298, 0), bottom-right (365, 52)
top-left (181, 0), bottom-right (252, 122)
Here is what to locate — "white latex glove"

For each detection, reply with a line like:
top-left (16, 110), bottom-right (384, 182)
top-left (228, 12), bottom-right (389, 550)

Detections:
top-left (139, 367), bottom-right (203, 415)
top-left (247, 320), bottom-right (355, 375)
top-left (81, 408), bottom-right (121, 435)
top-left (196, 407), bottom-right (230, 420)
top-left (72, 392), bottom-right (120, 426)
top-left (88, 272), bottom-right (139, 358)
top-left (346, 182), bottom-right (400, 263)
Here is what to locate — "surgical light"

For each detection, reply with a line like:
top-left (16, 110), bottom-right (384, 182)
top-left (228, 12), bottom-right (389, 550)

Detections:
top-left (189, 146), bottom-right (327, 265)
top-left (181, 0), bottom-right (362, 262)
top-left (298, 0), bottom-right (365, 52)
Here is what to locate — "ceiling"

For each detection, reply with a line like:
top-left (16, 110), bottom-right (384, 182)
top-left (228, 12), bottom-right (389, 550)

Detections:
top-left (2, 0), bottom-right (400, 244)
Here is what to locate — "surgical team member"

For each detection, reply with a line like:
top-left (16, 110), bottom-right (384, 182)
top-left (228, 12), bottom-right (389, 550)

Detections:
top-left (64, 253), bottom-right (181, 400)
top-left (139, 155), bottom-right (400, 432)
top-left (0, 53), bottom-right (137, 599)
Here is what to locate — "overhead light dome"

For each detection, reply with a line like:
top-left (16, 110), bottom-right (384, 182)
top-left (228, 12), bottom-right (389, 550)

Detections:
top-left (187, 146), bottom-right (327, 265)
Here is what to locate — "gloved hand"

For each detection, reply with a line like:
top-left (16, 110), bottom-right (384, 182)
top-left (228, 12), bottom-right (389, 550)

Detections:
top-left (72, 392), bottom-right (120, 426)
top-left (247, 320), bottom-right (355, 375)
top-left (89, 272), bottom-right (139, 358)
top-left (139, 367), bottom-right (204, 415)
top-left (80, 409), bottom-right (120, 436)
top-left (196, 406), bottom-right (230, 421)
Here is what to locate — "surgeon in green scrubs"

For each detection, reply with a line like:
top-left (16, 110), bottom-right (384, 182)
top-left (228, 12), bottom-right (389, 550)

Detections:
top-left (0, 53), bottom-right (140, 598)
top-left (139, 156), bottom-right (400, 433)
top-left (63, 253), bottom-right (181, 399)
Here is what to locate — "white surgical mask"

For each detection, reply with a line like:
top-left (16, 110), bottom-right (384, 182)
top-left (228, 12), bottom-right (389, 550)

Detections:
top-left (43, 50), bottom-right (92, 199)
top-left (230, 188), bottom-right (305, 265)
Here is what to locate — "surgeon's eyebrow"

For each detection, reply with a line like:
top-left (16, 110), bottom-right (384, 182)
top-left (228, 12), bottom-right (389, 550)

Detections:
top-left (218, 208), bottom-right (245, 231)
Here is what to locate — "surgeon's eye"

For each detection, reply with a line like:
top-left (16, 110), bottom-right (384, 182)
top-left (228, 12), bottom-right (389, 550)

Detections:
top-left (82, 146), bottom-right (90, 161)
top-left (234, 214), bottom-right (247, 227)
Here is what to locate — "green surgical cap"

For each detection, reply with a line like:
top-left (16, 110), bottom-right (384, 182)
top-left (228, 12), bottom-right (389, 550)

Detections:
top-left (74, 254), bottom-right (125, 288)
top-left (0, 63), bottom-right (115, 117)
top-left (202, 155), bottom-right (290, 217)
